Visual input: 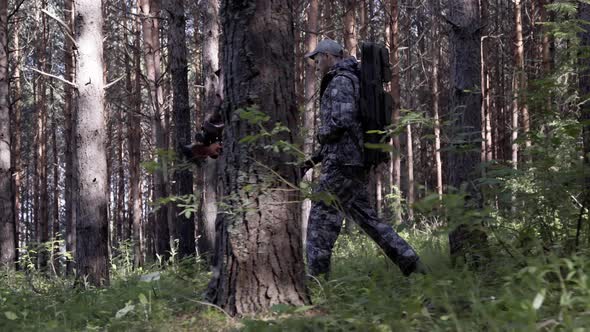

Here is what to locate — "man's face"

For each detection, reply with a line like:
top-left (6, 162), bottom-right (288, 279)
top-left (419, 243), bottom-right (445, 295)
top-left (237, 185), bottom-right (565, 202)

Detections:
top-left (314, 53), bottom-right (332, 77)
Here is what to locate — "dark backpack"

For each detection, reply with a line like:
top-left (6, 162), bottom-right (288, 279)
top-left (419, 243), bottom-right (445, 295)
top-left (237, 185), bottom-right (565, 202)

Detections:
top-left (359, 42), bottom-right (393, 169)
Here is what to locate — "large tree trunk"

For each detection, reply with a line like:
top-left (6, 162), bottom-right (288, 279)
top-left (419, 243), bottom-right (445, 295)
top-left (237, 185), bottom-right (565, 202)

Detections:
top-left (446, 0), bottom-right (488, 265)
top-left (301, 0), bottom-right (318, 247)
top-left (207, 0), bottom-right (309, 316)
top-left (140, 0), bottom-right (170, 259)
top-left (0, 0), bottom-right (15, 266)
top-left (64, 0), bottom-right (77, 274)
top-left (74, 0), bottom-right (110, 286)
top-left (167, 0), bottom-right (195, 258)
top-left (198, 0), bottom-right (221, 259)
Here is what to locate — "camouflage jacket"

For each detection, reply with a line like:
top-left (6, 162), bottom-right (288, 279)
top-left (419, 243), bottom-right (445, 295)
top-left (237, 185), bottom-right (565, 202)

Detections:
top-left (313, 57), bottom-right (364, 168)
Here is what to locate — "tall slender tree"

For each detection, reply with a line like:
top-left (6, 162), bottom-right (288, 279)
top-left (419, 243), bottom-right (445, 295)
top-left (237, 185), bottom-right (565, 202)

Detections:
top-left (0, 0), bottom-right (15, 267)
top-left (140, 0), bottom-right (170, 259)
top-left (387, 0), bottom-right (403, 224)
top-left (167, 0), bottom-right (195, 258)
top-left (579, 0), bottom-right (590, 247)
top-left (64, 0), bottom-right (77, 274)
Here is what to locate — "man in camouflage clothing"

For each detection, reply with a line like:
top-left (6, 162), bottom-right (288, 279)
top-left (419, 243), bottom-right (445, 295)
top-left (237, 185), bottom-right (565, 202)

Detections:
top-left (303, 39), bottom-right (426, 277)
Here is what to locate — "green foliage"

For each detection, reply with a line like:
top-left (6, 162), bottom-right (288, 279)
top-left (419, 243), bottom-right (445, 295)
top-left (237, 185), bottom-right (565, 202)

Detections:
top-left (242, 234), bottom-right (590, 331)
top-left (0, 254), bottom-right (220, 331)
top-left (4, 233), bottom-right (590, 331)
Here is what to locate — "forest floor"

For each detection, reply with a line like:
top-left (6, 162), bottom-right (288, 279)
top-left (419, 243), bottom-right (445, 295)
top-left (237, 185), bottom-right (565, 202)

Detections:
top-left (1, 230), bottom-right (590, 331)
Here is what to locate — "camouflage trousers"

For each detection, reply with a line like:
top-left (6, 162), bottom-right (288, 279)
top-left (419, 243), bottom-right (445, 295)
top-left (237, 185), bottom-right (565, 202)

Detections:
top-left (306, 164), bottom-right (419, 277)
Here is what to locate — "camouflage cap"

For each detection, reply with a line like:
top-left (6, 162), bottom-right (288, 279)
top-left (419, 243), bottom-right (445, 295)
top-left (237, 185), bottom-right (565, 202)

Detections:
top-left (305, 39), bottom-right (344, 59)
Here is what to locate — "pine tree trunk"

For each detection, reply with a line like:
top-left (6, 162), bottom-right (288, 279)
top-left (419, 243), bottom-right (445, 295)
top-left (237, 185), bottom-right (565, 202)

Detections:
top-left (167, 0), bottom-right (195, 258)
top-left (407, 123), bottom-right (415, 222)
top-left (74, 0), bottom-right (110, 286)
top-left (579, 0), bottom-right (590, 240)
top-left (207, 0), bottom-right (309, 316)
top-left (11, 12), bottom-right (22, 265)
top-left (34, 0), bottom-right (49, 268)
top-left (387, 0), bottom-right (402, 224)
top-left (431, 0), bottom-right (443, 199)
top-left (115, 92), bottom-right (125, 246)
top-left (51, 90), bottom-right (59, 272)
top-left (447, 0), bottom-right (488, 265)
top-left (140, 0), bottom-right (170, 259)
top-left (198, 0), bottom-right (221, 259)
top-left (302, 0), bottom-right (318, 246)
top-left (0, 0), bottom-right (14, 266)
top-left (64, 0), bottom-right (77, 274)
top-left (126, 2), bottom-right (144, 267)
top-left (344, 0), bottom-right (357, 57)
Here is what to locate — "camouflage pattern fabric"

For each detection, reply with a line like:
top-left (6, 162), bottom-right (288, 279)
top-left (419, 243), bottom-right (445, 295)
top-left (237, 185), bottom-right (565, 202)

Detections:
top-left (313, 57), bottom-right (364, 167)
top-left (306, 164), bottom-right (419, 277)
top-left (307, 57), bottom-right (419, 277)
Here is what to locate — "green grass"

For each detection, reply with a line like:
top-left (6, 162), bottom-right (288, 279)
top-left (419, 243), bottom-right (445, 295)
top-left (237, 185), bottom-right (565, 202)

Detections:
top-left (2, 232), bottom-right (590, 331)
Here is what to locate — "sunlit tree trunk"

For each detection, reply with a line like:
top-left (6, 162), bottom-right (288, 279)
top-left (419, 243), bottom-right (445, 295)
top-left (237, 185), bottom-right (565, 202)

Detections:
top-left (140, 0), bottom-right (170, 259)
top-left (198, 0), bottom-right (220, 259)
top-left (302, 0), bottom-right (318, 246)
top-left (344, 0), bottom-right (357, 57)
top-left (74, 0), bottom-right (110, 286)
top-left (431, 0), bottom-right (443, 199)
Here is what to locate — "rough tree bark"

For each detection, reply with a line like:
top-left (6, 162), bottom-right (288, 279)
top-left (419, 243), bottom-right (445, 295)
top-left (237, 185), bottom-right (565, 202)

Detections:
top-left (167, 0), bottom-right (195, 258)
top-left (74, 0), bottom-right (110, 286)
top-left (446, 0), bottom-right (488, 265)
top-left (140, 0), bottom-right (170, 259)
top-left (198, 0), bottom-right (221, 259)
top-left (207, 0), bottom-right (309, 316)
top-left (0, 0), bottom-right (15, 266)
